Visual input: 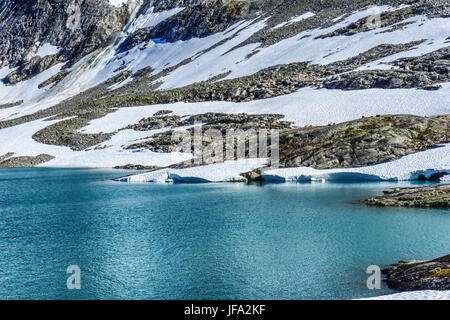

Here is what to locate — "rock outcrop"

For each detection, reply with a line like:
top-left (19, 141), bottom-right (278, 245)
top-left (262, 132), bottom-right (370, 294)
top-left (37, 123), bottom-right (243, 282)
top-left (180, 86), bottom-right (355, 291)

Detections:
top-left (383, 254), bottom-right (450, 291)
top-left (0, 0), bottom-right (127, 81)
top-left (363, 183), bottom-right (450, 208)
top-left (0, 153), bottom-right (54, 168)
top-left (119, 0), bottom-right (253, 52)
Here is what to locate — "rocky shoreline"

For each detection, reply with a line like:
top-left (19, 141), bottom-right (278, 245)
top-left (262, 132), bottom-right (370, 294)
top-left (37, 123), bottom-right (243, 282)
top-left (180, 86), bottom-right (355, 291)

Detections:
top-left (383, 254), bottom-right (450, 291)
top-left (126, 113), bottom-right (449, 170)
top-left (363, 183), bottom-right (450, 208)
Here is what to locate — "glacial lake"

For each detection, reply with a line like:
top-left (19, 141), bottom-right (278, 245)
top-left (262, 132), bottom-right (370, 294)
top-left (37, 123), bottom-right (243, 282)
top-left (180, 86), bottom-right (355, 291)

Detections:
top-left (0, 168), bottom-right (448, 300)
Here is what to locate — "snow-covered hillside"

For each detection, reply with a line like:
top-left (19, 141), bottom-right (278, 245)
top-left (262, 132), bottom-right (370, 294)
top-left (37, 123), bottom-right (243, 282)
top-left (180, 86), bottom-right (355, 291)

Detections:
top-left (0, 0), bottom-right (449, 183)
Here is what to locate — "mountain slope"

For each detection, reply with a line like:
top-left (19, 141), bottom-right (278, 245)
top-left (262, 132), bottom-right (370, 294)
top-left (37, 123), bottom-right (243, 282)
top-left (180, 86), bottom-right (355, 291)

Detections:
top-left (0, 0), bottom-right (448, 181)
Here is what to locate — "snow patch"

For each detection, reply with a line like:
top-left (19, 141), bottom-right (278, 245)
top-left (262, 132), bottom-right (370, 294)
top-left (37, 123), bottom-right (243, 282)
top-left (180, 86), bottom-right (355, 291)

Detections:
top-left (2, 5), bottom-right (448, 120)
top-left (36, 43), bottom-right (59, 57)
top-left (222, 16), bottom-right (449, 81)
top-left (0, 65), bottom-right (16, 79)
top-left (272, 12), bottom-right (316, 29)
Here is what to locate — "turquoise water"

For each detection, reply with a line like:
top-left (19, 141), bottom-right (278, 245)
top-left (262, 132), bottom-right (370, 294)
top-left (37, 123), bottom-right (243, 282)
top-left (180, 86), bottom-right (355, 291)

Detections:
top-left (0, 168), bottom-right (448, 300)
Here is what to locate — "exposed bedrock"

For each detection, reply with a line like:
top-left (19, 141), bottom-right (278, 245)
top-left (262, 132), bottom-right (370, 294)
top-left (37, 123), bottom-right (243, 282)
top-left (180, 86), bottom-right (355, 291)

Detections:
top-left (278, 114), bottom-right (449, 169)
top-left (126, 113), bottom-right (449, 170)
top-left (363, 183), bottom-right (450, 208)
top-left (119, 0), bottom-right (254, 52)
top-left (382, 254), bottom-right (450, 290)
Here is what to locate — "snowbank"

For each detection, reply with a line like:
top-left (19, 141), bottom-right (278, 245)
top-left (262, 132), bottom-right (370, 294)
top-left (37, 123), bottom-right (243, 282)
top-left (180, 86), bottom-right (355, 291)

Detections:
top-left (1, 81), bottom-right (448, 169)
top-left (127, 7), bottom-right (185, 34)
top-left (117, 159), bottom-right (268, 183)
top-left (0, 63), bottom-right (65, 112)
top-left (262, 144), bottom-right (450, 182)
top-left (117, 143), bottom-right (449, 184)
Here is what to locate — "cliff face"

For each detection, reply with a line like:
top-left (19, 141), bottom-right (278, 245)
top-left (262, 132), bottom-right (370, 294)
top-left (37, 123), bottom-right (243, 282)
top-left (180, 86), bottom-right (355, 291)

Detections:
top-left (0, 0), bottom-right (128, 70)
top-left (119, 0), bottom-right (254, 52)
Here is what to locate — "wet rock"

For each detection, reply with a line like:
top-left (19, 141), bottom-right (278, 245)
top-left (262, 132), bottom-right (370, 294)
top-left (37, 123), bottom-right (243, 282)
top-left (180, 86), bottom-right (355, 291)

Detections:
top-left (240, 168), bottom-right (266, 182)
